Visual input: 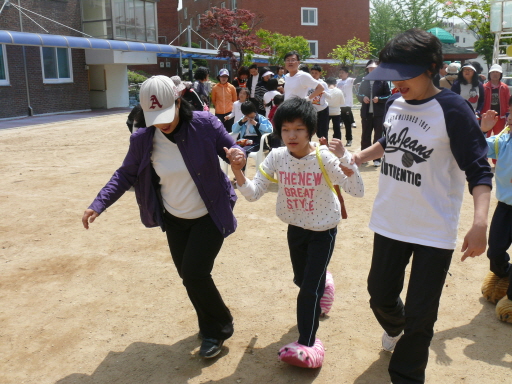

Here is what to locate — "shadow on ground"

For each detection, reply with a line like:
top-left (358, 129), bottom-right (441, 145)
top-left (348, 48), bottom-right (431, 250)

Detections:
top-left (56, 327), bottom-right (320, 384)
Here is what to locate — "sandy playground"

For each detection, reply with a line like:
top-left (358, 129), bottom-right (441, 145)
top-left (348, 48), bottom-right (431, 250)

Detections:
top-left (0, 111), bottom-right (511, 384)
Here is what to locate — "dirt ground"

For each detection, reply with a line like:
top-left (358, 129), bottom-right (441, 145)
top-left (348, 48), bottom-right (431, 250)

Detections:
top-left (1, 112), bottom-right (511, 384)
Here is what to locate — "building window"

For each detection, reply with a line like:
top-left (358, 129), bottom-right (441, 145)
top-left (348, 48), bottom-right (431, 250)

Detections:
top-left (82, 0), bottom-right (157, 42)
top-left (463, 37), bottom-right (466, 43)
top-left (232, 0), bottom-right (237, 9)
top-left (190, 17), bottom-right (194, 30)
top-left (308, 40), bottom-right (318, 58)
top-left (220, 2), bottom-right (225, 8)
top-left (41, 47), bottom-right (72, 84)
top-left (184, 7), bottom-right (187, 19)
top-left (455, 36), bottom-right (459, 43)
top-left (0, 44), bottom-right (9, 86)
top-left (301, 7), bottom-right (317, 26)
top-left (197, 14), bottom-right (201, 29)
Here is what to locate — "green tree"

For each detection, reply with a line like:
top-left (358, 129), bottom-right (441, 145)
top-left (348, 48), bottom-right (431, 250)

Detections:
top-left (256, 29), bottom-right (311, 66)
top-left (435, 0), bottom-right (494, 66)
top-left (328, 37), bottom-right (374, 70)
top-left (370, 0), bottom-right (400, 55)
top-left (370, 0), bottom-right (440, 55)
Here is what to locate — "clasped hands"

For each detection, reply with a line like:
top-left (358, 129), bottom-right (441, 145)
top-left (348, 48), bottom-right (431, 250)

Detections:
top-left (224, 147), bottom-right (246, 171)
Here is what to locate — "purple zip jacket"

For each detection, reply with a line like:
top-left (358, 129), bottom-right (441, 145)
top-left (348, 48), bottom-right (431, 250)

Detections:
top-left (88, 111), bottom-right (241, 238)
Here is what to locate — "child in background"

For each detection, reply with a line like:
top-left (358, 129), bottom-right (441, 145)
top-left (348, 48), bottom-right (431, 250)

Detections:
top-left (231, 101), bottom-right (273, 164)
top-left (268, 94), bottom-right (284, 124)
top-left (481, 110), bottom-right (512, 318)
top-left (263, 78), bottom-right (280, 117)
top-left (225, 88), bottom-right (250, 124)
top-left (212, 68), bottom-right (237, 132)
top-left (226, 97), bottom-right (364, 368)
top-left (268, 94), bottom-right (285, 149)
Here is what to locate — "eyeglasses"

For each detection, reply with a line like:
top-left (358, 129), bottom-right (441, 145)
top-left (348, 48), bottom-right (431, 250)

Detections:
top-left (285, 59), bottom-right (298, 63)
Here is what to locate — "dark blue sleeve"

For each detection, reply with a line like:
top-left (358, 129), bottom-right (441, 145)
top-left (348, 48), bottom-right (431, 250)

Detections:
top-left (451, 81), bottom-right (460, 95)
top-left (437, 90), bottom-right (493, 193)
top-left (476, 82), bottom-right (484, 113)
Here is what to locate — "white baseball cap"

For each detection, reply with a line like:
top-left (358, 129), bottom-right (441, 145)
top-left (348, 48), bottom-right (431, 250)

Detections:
top-left (140, 76), bottom-right (178, 127)
top-left (489, 64), bottom-right (503, 73)
top-left (219, 68), bottom-right (229, 77)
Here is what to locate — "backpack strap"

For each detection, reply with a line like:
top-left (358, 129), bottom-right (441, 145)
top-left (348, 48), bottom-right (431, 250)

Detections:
top-left (494, 125), bottom-right (510, 159)
top-left (315, 147), bottom-right (338, 196)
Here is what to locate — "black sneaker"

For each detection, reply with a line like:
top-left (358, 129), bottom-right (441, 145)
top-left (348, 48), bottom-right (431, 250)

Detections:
top-left (346, 140), bottom-right (352, 147)
top-left (199, 337), bottom-right (224, 358)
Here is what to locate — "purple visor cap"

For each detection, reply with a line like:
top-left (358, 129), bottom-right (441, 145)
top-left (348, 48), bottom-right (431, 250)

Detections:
top-left (363, 62), bottom-right (429, 81)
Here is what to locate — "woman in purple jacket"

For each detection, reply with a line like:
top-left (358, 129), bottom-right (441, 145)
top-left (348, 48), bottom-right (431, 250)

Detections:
top-left (82, 76), bottom-right (244, 359)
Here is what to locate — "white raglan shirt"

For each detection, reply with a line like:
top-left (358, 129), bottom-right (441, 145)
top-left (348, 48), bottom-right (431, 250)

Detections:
top-left (237, 145), bottom-right (364, 231)
top-left (284, 71), bottom-right (320, 100)
top-left (370, 89), bottom-right (492, 249)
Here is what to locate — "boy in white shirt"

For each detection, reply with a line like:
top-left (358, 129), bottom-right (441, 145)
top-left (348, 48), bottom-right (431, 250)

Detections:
top-left (326, 77), bottom-right (345, 142)
top-left (283, 51), bottom-right (324, 101)
top-left (336, 67), bottom-right (356, 146)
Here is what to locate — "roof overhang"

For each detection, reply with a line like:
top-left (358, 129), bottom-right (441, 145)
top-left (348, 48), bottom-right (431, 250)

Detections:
top-left (0, 30), bottom-right (177, 54)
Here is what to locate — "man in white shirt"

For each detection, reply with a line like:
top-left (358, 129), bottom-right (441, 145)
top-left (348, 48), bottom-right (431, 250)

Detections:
top-left (336, 67), bottom-right (355, 146)
top-left (283, 51), bottom-right (324, 101)
top-left (309, 64), bottom-right (330, 140)
top-left (326, 77), bottom-right (345, 142)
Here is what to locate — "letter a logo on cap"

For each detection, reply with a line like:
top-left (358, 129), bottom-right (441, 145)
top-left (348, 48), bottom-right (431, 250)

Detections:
top-left (150, 95), bottom-right (163, 109)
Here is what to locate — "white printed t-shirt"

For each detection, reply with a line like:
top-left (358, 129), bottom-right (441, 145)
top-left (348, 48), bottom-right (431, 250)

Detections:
top-left (284, 71), bottom-right (320, 100)
top-left (370, 88), bottom-right (492, 249)
top-left (237, 145), bottom-right (364, 231)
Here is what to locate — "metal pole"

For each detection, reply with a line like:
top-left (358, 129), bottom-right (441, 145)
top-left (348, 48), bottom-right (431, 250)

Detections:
top-left (188, 26), bottom-right (193, 81)
top-left (18, 0), bottom-right (33, 116)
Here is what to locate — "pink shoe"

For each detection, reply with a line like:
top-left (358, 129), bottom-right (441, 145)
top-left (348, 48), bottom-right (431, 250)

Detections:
top-left (320, 271), bottom-right (335, 316)
top-left (277, 338), bottom-right (325, 368)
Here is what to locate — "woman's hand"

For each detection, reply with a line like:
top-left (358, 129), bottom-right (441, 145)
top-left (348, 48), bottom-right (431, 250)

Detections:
top-left (82, 209), bottom-right (99, 229)
top-left (224, 147), bottom-right (246, 171)
top-left (363, 96), bottom-right (370, 104)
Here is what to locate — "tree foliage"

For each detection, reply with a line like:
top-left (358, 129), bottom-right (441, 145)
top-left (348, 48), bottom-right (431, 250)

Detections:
top-left (255, 29), bottom-right (311, 66)
top-left (200, 7), bottom-right (270, 69)
top-left (370, 0), bottom-right (440, 55)
top-left (328, 37), bottom-right (374, 68)
top-left (435, 0), bottom-right (494, 66)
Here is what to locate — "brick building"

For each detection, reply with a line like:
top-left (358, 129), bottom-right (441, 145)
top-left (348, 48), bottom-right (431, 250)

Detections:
top-left (1, 0), bottom-right (170, 120)
top-left (0, 0), bottom-right (89, 119)
top-left (175, 0), bottom-right (369, 60)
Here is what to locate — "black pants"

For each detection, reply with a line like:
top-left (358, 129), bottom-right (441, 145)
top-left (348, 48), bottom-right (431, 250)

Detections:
top-left (340, 107), bottom-right (353, 141)
top-left (241, 135), bottom-right (261, 171)
top-left (487, 201), bottom-right (512, 300)
top-left (215, 112), bottom-right (234, 133)
top-left (361, 113), bottom-right (384, 151)
top-left (288, 225), bottom-right (337, 347)
top-left (164, 211), bottom-right (234, 341)
top-left (367, 233), bottom-right (452, 384)
top-left (316, 107), bottom-right (330, 140)
top-left (329, 114), bottom-right (342, 140)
